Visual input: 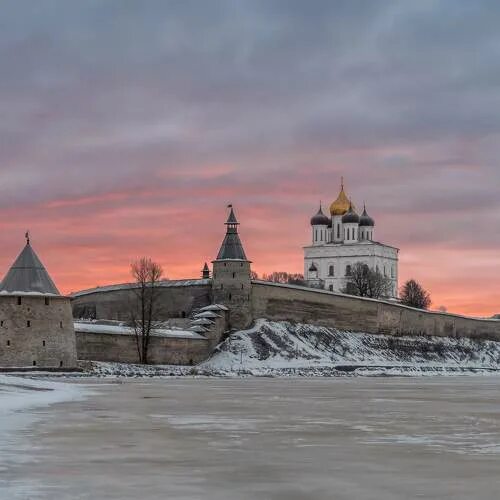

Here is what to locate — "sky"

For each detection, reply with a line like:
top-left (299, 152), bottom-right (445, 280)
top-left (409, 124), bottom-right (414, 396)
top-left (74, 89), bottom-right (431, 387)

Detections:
top-left (0, 0), bottom-right (499, 317)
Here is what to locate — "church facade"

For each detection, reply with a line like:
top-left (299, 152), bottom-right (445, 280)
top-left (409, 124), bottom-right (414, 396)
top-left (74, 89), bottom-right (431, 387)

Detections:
top-left (304, 180), bottom-right (399, 297)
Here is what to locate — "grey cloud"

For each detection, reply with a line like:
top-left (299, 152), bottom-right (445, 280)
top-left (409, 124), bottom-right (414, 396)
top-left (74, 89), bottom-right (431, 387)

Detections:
top-left (0, 0), bottom-right (499, 253)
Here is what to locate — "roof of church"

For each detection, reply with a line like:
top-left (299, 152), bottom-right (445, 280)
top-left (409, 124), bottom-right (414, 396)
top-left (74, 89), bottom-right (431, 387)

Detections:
top-left (0, 242), bottom-right (60, 295)
top-left (310, 204), bottom-right (330, 226)
top-left (342, 201), bottom-right (360, 224)
top-left (330, 178), bottom-right (355, 216)
top-left (359, 204), bottom-right (375, 227)
top-left (215, 206), bottom-right (248, 260)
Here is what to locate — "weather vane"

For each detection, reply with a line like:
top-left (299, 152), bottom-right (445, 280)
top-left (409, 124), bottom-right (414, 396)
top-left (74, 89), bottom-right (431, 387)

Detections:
top-left (25, 230), bottom-right (30, 245)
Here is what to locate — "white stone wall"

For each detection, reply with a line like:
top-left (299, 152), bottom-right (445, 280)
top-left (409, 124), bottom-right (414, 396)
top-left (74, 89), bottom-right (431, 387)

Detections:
top-left (304, 241), bottom-right (399, 297)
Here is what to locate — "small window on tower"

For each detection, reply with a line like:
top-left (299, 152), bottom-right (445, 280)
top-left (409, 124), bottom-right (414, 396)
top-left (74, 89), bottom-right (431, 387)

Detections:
top-left (232, 272), bottom-right (236, 278)
top-left (27, 320), bottom-right (31, 328)
top-left (17, 297), bottom-right (22, 305)
top-left (45, 297), bottom-right (50, 306)
top-left (42, 340), bottom-right (46, 347)
top-left (6, 340), bottom-right (10, 346)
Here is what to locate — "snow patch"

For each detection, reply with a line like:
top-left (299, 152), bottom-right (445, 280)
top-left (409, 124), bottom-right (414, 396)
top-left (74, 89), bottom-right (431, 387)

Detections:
top-left (74, 321), bottom-right (205, 339)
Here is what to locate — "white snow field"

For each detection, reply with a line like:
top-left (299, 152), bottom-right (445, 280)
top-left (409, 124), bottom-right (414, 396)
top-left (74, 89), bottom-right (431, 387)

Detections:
top-left (199, 319), bottom-right (500, 376)
top-left (2, 377), bottom-right (500, 499)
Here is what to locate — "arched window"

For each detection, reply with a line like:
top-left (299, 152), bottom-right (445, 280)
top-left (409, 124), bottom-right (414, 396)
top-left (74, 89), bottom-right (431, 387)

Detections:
top-left (346, 265), bottom-right (352, 276)
top-left (337, 225), bottom-right (340, 239)
top-left (328, 265), bottom-right (334, 276)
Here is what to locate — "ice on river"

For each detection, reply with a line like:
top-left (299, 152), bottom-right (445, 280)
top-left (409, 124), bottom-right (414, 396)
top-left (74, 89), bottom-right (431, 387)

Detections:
top-left (1, 376), bottom-right (500, 499)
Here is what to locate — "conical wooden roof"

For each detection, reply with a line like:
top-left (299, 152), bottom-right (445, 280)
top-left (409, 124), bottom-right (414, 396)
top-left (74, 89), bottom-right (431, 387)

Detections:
top-left (215, 206), bottom-right (248, 260)
top-left (0, 243), bottom-right (60, 295)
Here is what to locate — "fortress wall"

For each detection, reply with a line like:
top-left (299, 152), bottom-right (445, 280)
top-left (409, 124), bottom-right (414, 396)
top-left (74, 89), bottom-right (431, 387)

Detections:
top-left (0, 296), bottom-right (77, 368)
top-left (251, 281), bottom-right (380, 332)
top-left (72, 282), bottom-right (212, 321)
top-left (75, 331), bottom-right (209, 365)
top-left (251, 281), bottom-right (500, 340)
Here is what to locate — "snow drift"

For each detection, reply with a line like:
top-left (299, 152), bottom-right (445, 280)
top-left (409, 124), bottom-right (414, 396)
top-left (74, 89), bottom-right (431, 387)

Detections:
top-left (198, 319), bottom-right (500, 376)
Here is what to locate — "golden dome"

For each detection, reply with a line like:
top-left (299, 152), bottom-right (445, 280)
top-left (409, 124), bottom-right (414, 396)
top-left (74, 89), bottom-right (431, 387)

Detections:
top-left (330, 182), bottom-right (353, 216)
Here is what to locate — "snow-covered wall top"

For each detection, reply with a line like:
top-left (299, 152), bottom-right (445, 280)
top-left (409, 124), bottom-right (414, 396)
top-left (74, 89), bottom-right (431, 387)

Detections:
top-left (71, 279), bottom-right (211, 298)
top-left (74, 321), bottom-right (205, 339)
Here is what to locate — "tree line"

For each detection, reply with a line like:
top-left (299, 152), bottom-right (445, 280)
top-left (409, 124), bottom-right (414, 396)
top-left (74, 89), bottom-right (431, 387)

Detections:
top-left (254, 264), bottom-right (432, 310)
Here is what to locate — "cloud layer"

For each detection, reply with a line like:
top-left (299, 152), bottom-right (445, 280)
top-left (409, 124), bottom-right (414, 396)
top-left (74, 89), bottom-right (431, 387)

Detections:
top-left (0, 0), bottom-right (499, 316)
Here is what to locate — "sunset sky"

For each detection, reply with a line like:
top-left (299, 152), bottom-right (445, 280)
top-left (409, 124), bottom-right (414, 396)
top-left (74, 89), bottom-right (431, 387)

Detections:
top-left (0, 1), bottom-right (499, 316)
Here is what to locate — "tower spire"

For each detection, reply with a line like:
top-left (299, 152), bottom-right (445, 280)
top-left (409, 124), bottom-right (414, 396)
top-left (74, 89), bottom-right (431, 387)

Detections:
top-left (216, 205), bottom-right (248, 260)
top-left (225, 204), bottom-right (239, 229)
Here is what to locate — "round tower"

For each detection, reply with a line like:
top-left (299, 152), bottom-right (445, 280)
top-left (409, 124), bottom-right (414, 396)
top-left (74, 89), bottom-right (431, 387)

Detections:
top-left (0, 234), bottom-right (77, 369)
top-left (212, 206), bottom-right (252, 330)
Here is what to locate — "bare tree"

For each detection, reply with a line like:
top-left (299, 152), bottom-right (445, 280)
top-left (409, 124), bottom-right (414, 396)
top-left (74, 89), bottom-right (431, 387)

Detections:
top-left (399, 279), bottom-right (431, 310)
top-left (250, 270), bottom-right (259, 280)
top-left (261, 271), bottom-right (306, 286)
top-left (129, 257), bottom-right (163, 364)
top-left (342, 262), bottom-right (392, 299)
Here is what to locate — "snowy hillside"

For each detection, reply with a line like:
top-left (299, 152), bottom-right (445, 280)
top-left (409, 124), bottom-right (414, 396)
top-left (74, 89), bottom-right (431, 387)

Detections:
top-left (198, 319), bottom-right (500, 376)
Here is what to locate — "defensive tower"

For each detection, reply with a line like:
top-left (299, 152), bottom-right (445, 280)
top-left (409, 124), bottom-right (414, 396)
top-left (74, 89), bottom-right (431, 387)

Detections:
top-left (0, 234), bottom-right (77, 368)
top-left (212, 206), bottom-right (252, 329)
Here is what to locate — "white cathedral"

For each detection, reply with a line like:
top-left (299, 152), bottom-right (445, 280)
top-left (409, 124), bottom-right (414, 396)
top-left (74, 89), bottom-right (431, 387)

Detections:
top-left (304, 180), bottom-right (399, 297)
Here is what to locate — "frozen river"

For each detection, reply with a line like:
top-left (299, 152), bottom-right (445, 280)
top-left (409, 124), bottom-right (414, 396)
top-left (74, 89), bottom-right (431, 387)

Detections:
top-left (2, 376), bottom-right (500, 499)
